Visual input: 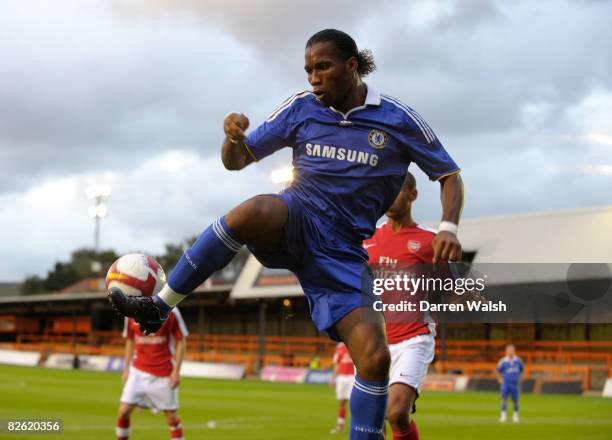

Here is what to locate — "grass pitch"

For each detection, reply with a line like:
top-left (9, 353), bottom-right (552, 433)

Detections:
top-left (1, 364), bottom-right (611, 439)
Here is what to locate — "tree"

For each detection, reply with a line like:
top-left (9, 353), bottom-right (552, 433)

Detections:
top-left (69, 249), bottom-right (119, 277)
top-left (20, 248), bottom-right (119, 294)
top-left (21, 275), bottom-right (44, 295)
top-left (155, 237), bottom-right (196, 272)
top-left (43, 262), bottom-right (80, 292)
top-left (20, 234), bottom-right (251, 294)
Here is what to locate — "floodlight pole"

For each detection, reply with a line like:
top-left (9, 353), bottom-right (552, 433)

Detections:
top-left (94, 196), bottom-right (102, 253)
top-left (87, 185), bottom-right (110, 253)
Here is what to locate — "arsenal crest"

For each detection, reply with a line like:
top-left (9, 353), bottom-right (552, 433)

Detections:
top-left (407, 240), bottom-right (421, 253)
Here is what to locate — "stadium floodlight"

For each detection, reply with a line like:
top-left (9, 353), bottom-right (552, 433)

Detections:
top-left (270, 166), bottom-right (293, 184)
top-left (86, 183), bottom-right (111, 252)
top-left (86, 183), bottom-right (112, 199)
top-left (88, 203), bottom-right (108, 219)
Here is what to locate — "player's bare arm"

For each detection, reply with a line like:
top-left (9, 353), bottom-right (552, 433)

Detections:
top-left (171, 338), bottom-right (186, 389)
top-left (122, 339), bottom-right (134, 384)
top-left (222, 112), bottom-right (254, 170)
top-left (433, 173), bottom-right (464, 263)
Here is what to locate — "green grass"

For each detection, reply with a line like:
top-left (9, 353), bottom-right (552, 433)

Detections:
top-left (1, 364), bottom-right (611, 439)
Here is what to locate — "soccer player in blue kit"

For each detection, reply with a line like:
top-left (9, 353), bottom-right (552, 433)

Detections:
top-left (109, 29), bottom-right (464, 439)
top-left (496, 344), bottom-right (524, 423)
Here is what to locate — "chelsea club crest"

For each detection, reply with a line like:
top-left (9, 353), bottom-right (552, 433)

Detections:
top-left (368, 129), bottom-right (387, 149)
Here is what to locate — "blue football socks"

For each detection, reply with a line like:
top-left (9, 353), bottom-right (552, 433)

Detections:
top-left (349, 376), bottom-right (389, 439)
top-left (154, 217), bottom-right (242, 316)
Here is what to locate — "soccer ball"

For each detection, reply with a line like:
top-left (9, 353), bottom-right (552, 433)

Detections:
top-left (106, 254), bottom-right (166, 297)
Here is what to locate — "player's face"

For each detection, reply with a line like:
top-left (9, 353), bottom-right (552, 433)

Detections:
top-left (506, 346), bottom-right (515, 357)
top-left (304, 42), bottom-right (356, 107)
top-left (385, 186), bottom-right (417, 220)
top-left (385, 189), bottom-right (410, 219)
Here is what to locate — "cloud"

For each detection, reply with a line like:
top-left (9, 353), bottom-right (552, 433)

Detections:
top-left (109, 0), bottom-right (374, 52)
top-left (367, 0), bottom-right (612, 139)
top-left (0, 0), bottom-right (267, 193)
top-left (0, 148), bottom-right (286, 280)
top-left (3, 0), bottom-right (610, 188)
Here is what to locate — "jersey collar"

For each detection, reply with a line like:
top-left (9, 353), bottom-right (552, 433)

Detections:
top-left (364, 84), bottom-right (381, 107)
top-left (328, 83), bottom-right (381, 119)
top-left (383, 221), bottom-right (418, 233)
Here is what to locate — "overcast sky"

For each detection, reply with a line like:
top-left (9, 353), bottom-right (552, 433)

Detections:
top-left (1, 0), bottom-right (611, 281)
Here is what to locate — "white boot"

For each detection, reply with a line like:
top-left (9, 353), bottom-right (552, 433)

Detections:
top-left (513, 412), bottom-right (520, 423)
top-left (500, 411), bottom-right (507, 422)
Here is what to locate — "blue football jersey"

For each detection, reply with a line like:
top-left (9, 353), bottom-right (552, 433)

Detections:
top-left (497, 356), bottom-right (524, 384)
top-left (246, 85), bottom-right (460, 241)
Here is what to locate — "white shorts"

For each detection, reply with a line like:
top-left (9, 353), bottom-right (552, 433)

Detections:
top-left (335, 374), bottom-right (354, 401)
top-left (120, 367), bottom-right (179, 410)
top-left (389, 333), bottom-right (435, 393)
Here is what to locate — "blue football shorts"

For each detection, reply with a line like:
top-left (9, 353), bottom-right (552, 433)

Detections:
top-left (248, 190), bottom-right (377, 341)
top-left (501, 382), bottom-right (519, 401)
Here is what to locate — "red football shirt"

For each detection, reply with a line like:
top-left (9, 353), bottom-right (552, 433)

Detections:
top-left (123, 308), bottom-right (188, 377)
top-left (364, 222), bottom-right (436, 344)
top-left (333, 343), bottom-right (355, 376)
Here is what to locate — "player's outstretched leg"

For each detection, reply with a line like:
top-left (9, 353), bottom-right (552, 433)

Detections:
top-left (335, 306), bottom-right (391, 439)
top-left (108, 195), bottom-right (288, 333)
top-left (387, 384), bottom-right (419, 440)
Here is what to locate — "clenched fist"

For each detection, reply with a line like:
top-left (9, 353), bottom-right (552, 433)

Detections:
top-left (224, 112), bottom-right (250, 142)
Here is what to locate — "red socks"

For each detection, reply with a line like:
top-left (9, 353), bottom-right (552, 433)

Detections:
top-left (393, 419), bottom-right (419, 440)
top-left (116, 415), bottom-right (184, 439)
top-left (169, 418), bottom-right (184, 439)
top-left (116, 417), bottom-right (130, 440)
top-left (337, 405), bottom-right (347, 428)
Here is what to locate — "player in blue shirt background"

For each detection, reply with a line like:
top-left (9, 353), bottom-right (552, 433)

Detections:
top-left (496, 344), bottom-right (524, 423)
top-left (110, 29), bottom-right (464, 439)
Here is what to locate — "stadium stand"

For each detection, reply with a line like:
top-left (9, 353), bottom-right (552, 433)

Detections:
top-left (2, 303), bottom-right (612, 388)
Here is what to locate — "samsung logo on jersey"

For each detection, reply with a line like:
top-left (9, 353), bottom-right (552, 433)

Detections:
top-left (305, 143), bottom-right (379, 167)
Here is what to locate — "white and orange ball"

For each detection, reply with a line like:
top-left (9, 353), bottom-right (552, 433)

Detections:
top-left (106, 253), bottom-right (166, 297)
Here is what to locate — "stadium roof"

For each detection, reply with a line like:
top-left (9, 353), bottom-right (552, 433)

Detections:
top-left (0, 291), bottom-right (107, 304)
top-left (456, 204), bottom-right (612, 263)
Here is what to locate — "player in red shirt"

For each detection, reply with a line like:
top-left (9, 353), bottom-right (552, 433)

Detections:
top-left (116, 308), bottom-right (188, 440)
top-left (364, 172), bottom-right (456, 440)
top-left (330, 342), bottom-right (356, 434)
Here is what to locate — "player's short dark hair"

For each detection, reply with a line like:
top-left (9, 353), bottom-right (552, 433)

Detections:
top-left (306, 29), bottom-right (376, 77)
